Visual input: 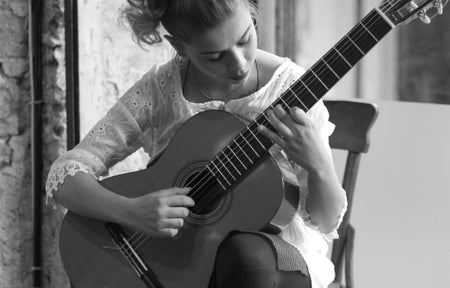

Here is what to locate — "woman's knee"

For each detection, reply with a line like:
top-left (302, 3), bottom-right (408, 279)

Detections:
top-left (216, 232), bottom-right (277, 270)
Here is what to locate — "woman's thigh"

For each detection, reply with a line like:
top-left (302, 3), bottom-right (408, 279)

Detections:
top-left (212, 232), bottom-right (311, 288)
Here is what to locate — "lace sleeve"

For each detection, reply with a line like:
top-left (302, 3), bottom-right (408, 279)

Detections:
top-left (45, 149), bottom-right (104, 200)
top-left (45, 69), bottom-right (160, 202)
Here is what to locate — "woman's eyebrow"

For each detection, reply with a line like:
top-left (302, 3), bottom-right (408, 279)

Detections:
top-left (199, 24), bottom-right (252, 55)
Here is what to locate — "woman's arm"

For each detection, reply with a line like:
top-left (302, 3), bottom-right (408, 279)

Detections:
top-left (305, 161), bottom-right (346, 233)
top-left (54, 172), bottom-right (194, 237)
top-left (258, 104), bottom-right (346, 234)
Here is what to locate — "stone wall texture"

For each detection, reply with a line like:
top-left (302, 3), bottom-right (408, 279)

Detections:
top-left (0, 0), bottom-right (33, 287)
top-left (0, 0), bottom-right (68, 287)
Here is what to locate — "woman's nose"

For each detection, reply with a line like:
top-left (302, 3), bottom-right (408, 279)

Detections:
top-left (227, 48), bottom-right (247, 72)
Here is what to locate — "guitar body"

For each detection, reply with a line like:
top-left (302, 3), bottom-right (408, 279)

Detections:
top-left (60, 110), bottom-right (299, 288)
top-left (59, 1), bottom-right (448, 286)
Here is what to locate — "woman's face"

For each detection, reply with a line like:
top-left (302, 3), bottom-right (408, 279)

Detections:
top-left (183, 4), bottom-right (258, 85)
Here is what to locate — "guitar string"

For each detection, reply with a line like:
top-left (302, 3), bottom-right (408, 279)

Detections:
top-left (175, 3), bottom-right (392, 213)
top-left (125, 2), bottom-right (403, 257)
top-left (121, 2), bottom-right (397, 253)
top-left (186, 0), bottom-right (396, 203)
top-left (124, 6), bottom-right (391, 251)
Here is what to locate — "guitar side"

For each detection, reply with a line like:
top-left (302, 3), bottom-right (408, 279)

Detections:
top-left (59, 110), bottom-right (299, 288)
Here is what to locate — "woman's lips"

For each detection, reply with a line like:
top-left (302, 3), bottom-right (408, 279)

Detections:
top-left (229, 70), bottom-right (249, 81)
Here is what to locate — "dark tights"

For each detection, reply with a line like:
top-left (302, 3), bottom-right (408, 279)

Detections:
top-left (210, 233), bottom-right (311, 288)
top-left (71, 233), bottom-right (311, 288)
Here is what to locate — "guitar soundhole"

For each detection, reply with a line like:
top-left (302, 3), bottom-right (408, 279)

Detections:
top-left (176, 162), bottom-right (232, 225)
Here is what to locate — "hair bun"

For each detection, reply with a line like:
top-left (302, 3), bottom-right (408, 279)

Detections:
top-left (123, 0), bottom-right (170, 46)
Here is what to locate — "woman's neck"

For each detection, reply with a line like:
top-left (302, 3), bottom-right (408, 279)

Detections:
top-left (188, 61), bottom-right (259, 102)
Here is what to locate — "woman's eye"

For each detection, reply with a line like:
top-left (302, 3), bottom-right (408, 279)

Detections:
top-left (238, 36), bottom-right (251, 46)
top-left (207, 55), bottom-right (222, 62)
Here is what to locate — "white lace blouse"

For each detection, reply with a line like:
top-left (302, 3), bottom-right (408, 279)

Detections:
top-left (46, 58), bottom-right (347, 288)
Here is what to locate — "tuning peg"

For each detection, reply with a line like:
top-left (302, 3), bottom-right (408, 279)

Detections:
top-left (435, 0), bottom-right (444, 14)
top-left (418, 9), bottom-right (431, 24)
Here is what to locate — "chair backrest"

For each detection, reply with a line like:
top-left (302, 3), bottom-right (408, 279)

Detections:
top-left (323, 100), bottom-right (379, 284)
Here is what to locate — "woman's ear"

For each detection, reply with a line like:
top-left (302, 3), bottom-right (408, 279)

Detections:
top-left (164, 35), bottom-right (185, 56)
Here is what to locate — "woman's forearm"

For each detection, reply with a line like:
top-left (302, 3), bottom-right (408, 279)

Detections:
top-left (53, 172), bottom-right (129, 224)
top-left (306, 165), bottom-right (347, 234)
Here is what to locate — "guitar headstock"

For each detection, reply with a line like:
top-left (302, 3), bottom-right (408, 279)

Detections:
top-left (379, 0), bottom-right (448, 25)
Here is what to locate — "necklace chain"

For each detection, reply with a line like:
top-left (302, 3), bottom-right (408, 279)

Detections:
top-left (192, 61), bottom-right (257, 101)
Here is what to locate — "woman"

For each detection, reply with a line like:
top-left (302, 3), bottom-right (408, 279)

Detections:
top-left (46, 0), bottom-right (347, 287)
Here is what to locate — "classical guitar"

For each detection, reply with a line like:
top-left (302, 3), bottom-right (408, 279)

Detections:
top-left (59, 1), bottom-right (447, 287)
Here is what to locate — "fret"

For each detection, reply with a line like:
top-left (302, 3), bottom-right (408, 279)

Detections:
top-left (312, 60), bottom-right (340, 89)
top-left (310, 69), bottom-right (330, 90)
top-left (359, 22), bottom-right (378, 42)
top-left (287, 87), bottom-right (308, 110)
top-left (335, 37), bottom-right (362, 66)
top-left (227, 145), bottom-right (248, 170)
top-left (301, 70), bottom-right (329, 98)
top-left (210, 160), bottom-right (232, 186)
top-left (233, 139), bottom-right (253, 165)
top-left (322, 50), bottom-right (350, 78)
top-left (299, 78), bottom-right (319, 100)
top-left (279, 97), bottom-right (290, 111)
top-left (201, 7), bottom-right (395, 193)
top-left (206, 165), bottom-right (227, 190)
top-left (332, 47), bottom-right (352, 68)
top-left (255, 113), bottom-right (277, 137)
top-left (247, 127), bottom-right (266, 151)
top-left (345, 35), bottom-right (365, 56)
top-left (214, 154), bottom-right (237, 182)
top-left (362, 11), bottom-right (392, 40)
top-left (319, 58), bottom-right (341, 80)
top-left (240, 132), bottom-right (260, 158)
top-left (256, 113), bottom-right (270, 127)
top-left (290, 81), bottom-right (319, 109)
top-left (348, 24), bottom-right (378, 54)
top-left (217, 151), bottom-right (239, 179)
top-left (374, 7), bottom-right (395, 28)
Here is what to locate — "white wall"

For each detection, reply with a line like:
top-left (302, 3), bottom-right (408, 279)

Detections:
top-left (332, 100), bottom-right (450, 288)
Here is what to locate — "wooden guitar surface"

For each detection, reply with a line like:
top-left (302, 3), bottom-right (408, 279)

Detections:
top-left (59, 110), bottom-right (299, 288)
top-left (60, 2), bottom-right (446, 285)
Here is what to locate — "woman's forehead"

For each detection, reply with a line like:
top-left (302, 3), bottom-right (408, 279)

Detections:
top-left (186, 7), bottom-right (253, 54)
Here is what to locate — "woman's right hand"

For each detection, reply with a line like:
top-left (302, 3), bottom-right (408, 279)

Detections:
top-left (121, 187), bottom-right (195, 237)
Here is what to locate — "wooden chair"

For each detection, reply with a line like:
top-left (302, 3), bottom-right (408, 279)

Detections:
top-left (324, 100), bottom-right (379, 288)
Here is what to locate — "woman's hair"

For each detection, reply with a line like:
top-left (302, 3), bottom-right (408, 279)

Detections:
top-left (122, 0), bottom-right (258, 47)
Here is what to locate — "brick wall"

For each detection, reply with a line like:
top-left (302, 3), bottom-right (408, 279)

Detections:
top-left (0, 0), bottom-right (33, 286)
top-left (0, 0), bottom-right (68, 287)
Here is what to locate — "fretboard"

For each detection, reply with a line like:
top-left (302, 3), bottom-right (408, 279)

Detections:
top-left (206, 8), bottom-right (393, 191)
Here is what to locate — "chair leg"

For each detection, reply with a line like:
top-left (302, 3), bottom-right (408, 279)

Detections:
top-left (344, 225), bottom-right (355, 288)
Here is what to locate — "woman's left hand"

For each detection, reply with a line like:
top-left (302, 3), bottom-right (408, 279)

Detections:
top-left (258, 104), bottom-right (332, 174)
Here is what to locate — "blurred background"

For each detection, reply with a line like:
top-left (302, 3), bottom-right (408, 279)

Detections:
top-left (0, 0), bottom-right (449, 287)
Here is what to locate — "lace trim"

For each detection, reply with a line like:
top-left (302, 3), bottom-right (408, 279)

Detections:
top-left (45, 159), bottom-right (97, 200)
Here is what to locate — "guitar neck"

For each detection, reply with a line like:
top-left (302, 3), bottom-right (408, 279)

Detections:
top-left (206, 7), bottom-right (394, 191)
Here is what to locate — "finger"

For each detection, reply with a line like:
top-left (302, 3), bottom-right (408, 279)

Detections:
top-left (165, 207), bottom-right (190, 218)
top-left (290, 106), bottom-right (309, 126)
top-left (257, 125), bottom-right (286, 147)
top-left (164, 194), bottom-right (195, 207)
top-left (267, 109), bottom-right (294, 138)
top-left (157, 228), bottom-right (179, 238)
top-left (152, 187), bottom-right (191, 197)
top-left (274, 105), bottom-right (305, 134)
top-left (162, 218), bottom-right (185, 229)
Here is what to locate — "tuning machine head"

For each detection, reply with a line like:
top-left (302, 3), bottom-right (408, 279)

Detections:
top-left (418, 0), bottom-right (447, 24)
